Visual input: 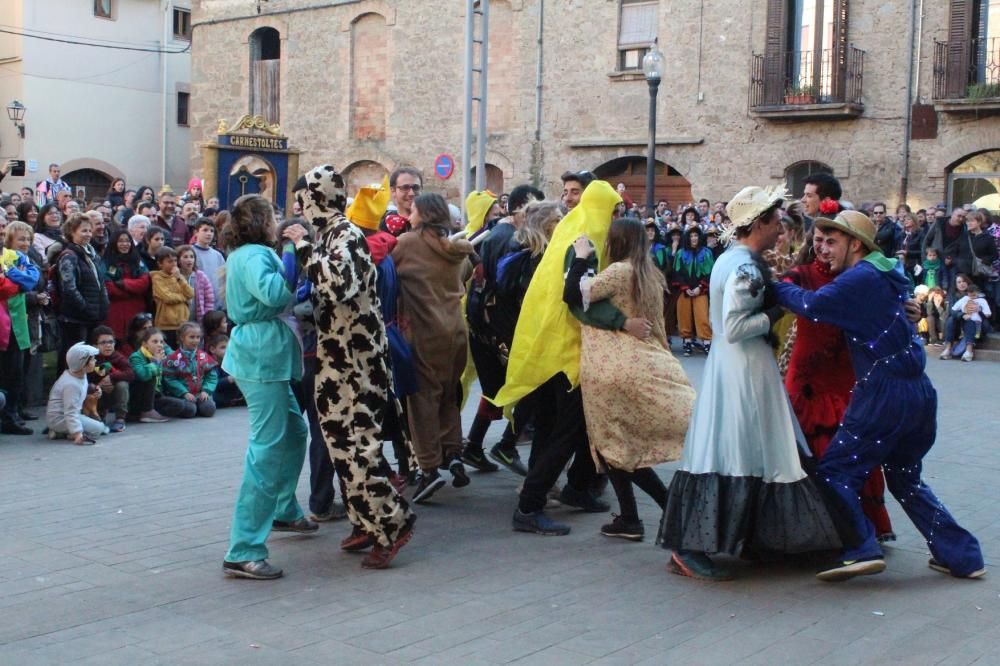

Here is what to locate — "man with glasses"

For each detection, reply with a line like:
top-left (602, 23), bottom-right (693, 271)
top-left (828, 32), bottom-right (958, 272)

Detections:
top-left (871, 202), bottom-right (903, 258)
top-left (923, 207), bottom-right (972, 290)
top-left (381, 167), bottom-right (422, 236)
top-left (88, 326), bottom-right (135, 433)
top-left (158, 190), bottom-right (187, 246)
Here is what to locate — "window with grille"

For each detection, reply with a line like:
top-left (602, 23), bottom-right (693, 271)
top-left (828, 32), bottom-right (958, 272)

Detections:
top-left (618, 0), bottom-right (658, 71)
top-left (94, 0), bottom-right (113, 19)
top-left (784, 161), bottom-right (834, 198)
top-left (177, 91), bottom-right (190, 126)
top-left (173, 8), bottom-right (192, 40)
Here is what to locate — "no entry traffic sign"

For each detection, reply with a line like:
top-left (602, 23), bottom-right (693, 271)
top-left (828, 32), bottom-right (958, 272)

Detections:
top-left (434, 154), bottom-right (455, 180)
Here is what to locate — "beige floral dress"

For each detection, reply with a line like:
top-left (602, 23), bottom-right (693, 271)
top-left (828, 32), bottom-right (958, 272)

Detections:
top-left (579, 261), bottom-right (696, 472)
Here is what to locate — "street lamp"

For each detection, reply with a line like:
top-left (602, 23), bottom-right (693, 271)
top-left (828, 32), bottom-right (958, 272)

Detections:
top-left (642, 40), bottom-right (664, 216)
top-left (6, 100), bottom-right (25, 138)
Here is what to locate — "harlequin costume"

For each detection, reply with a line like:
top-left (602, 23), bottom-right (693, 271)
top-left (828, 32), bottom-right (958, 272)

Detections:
top-left (783, 257), bottom-right (894, 540)
top-left (774, 211), bottom-right (984, 581)
top-left (295, 165), bottom-right (414, 568)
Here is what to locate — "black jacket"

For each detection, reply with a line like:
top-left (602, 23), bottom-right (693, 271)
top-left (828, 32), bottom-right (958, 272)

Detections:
top-left (57, 242), bottom-right (109, 325)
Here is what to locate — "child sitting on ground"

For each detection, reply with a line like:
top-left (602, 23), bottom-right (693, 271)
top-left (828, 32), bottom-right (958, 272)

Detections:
top-left (46, 342), bottom-right (110, 445)
top-left (941, 281), bottom-right (992, 362)
top-left (127, 326), bottom-right (195, 421)
top-left (162, 321), bottom-right (218, 417)
top-left (924, 286), bottom-right (948, 346)
top-left (206, 333), bottom-right (244, 407)
top-left (150, 246), bottom-right (194, 348)
top-left (201, 309), bottom-right (228, 342)
top-left (88, 325), bottom-right (135, 432)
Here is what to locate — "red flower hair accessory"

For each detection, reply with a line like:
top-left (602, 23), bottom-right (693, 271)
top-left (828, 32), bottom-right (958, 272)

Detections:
top-left (818, 198), bottom-right (841, 215)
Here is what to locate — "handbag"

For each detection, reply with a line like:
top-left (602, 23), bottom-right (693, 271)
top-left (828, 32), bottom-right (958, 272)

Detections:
top-left (967, 233), bottom-right (998, 279)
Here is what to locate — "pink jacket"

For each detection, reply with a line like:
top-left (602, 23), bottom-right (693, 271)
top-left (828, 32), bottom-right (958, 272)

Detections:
top-left (187, 269), bottom-right (215, 321)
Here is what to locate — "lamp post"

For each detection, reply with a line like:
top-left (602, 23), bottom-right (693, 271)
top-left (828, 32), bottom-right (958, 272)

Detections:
top-left (6, 100), bottom-right (25, 138)
top-left (642, 41), bottom-right (664, 216)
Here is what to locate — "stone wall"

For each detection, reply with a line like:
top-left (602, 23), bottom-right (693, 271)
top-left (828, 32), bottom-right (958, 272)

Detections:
top-left (190, 0), bottom-right (1000, 211)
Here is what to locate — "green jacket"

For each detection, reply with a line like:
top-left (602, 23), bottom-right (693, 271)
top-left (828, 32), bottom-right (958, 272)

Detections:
top-left (564, 246), bottom-right (626, 331)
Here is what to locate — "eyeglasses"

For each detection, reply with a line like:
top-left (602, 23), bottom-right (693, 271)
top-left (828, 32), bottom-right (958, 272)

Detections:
top-left (97, 339), bottom-right (115, 346)
top-left (394, 184), bottom-right (422, 193)
top-left (873, 211), bottom-right (886, 216)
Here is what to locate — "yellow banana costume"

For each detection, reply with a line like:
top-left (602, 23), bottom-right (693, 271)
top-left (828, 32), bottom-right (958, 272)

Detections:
top-left (492, 180), bottom-right (622, 408)
top-left (345, 176), bottom-right (391, 230)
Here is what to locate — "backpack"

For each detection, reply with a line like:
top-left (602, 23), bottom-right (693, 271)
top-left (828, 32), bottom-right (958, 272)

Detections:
top-left (46, 249), bottom-right (75, 311)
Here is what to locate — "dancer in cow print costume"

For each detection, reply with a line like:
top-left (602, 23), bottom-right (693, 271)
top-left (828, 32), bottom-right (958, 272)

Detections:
top-left (289, 165), bottom-right (415, 569)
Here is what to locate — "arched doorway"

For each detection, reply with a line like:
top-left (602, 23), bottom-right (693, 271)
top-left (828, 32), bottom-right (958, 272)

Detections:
top-left (342, 160), bottom-right (388, 197)
top-left (784, 160), bottom-right (834, 199)
top-left (592, 157), bottom-right (692, 208)
top-left (249, 27), bottom-right (281, 123)
top-left (469, 163), bottom-right (504, 195)
top-left (947, 150), bottom-right (1000, 211)
top-left (63, 168), bottom-right (112, 204)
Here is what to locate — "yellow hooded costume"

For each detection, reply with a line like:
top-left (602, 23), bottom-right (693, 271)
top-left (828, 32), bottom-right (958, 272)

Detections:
top-left (492, 180), bottom-right (622, 408)
top-left (345, 176), bottom-right (391, 230)
top-left (464, 190), bottom-right (497, 236)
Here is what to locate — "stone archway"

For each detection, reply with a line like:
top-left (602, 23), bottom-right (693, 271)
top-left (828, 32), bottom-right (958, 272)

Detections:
top-left (592, 156), bottom-right (692, 208)
top-left (342, 159), bottom-right (389, 197)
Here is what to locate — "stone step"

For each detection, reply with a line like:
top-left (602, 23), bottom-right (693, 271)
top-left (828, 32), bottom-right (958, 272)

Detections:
top-left (978, 332), bottom-right (1000, 350)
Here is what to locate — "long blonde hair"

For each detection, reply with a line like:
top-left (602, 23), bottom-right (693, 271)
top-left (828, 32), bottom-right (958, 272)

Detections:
top-left (515, 200), bottom-right (562, 257)
top-left (605, 217), bottom-right (665, 322)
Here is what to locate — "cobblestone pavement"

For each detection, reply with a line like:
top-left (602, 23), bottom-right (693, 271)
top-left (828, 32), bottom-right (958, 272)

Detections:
top-left (0, 355), bottom-right (997, 665)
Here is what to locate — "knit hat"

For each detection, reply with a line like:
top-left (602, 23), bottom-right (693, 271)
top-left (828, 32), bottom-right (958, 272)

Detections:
top-left (346, 176), bottom-right (391, 231)
top-left (464, 190), bottom-right (498, 235)
top-left (187, 178), bottom-right (202, 192)
top-left (66, 343), bottom-right (99, 373)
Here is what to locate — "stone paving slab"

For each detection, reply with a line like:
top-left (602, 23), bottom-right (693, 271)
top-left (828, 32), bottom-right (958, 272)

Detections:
top-left (0, 355), bottom-right (997, 665)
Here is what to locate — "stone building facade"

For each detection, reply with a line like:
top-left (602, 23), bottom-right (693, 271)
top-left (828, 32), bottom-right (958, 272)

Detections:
top-left (189, 0), bottom-right (1000, 212)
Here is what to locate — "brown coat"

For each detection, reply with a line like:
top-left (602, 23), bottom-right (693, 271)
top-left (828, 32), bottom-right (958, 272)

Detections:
top-left (391, 229), bottom-right (473, 470)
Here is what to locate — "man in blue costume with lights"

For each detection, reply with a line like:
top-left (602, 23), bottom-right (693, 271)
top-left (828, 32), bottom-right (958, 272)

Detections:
top-left (773, 209), bottom-right (985, 582)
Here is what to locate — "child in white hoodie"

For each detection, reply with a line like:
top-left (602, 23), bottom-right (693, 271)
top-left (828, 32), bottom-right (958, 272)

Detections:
top-left (46, 342), bottom-right (110, 444)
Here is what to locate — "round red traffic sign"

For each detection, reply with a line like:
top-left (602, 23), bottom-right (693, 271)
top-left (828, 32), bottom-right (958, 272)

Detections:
top-left (434, 154), bottom-right (455, 180)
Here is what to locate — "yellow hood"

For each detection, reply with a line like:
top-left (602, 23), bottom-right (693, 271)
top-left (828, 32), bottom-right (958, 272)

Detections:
top-left (346, 175), bottom-right (391, 231)
top-left (492, 180), bottom-right (622, 407)
top-left (464, 190), bottom-right (497, 235)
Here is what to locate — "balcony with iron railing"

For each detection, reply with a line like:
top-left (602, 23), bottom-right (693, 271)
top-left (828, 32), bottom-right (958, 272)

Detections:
top-left (933, 37), bottom-right (1000, 112)
top-left (749, 46), bottom-right (865, 120)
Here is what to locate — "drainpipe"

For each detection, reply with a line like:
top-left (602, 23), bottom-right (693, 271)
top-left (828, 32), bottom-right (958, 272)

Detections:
top-left (531, 0), bottom-right (544, 188)
top-left (160, 0), bottom-right (169, 189)
top-left (901, 0), bottom-right (920, 204)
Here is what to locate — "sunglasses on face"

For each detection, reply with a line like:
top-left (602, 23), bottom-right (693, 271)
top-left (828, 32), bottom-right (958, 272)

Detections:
top-left (394, 184), bottom-right (422, 194)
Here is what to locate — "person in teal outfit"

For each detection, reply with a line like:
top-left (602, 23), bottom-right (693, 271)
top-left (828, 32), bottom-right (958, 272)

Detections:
top-left (221, 194), bottom-right (317, 580)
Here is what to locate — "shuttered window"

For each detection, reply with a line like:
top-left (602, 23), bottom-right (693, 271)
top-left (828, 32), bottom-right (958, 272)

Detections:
top-left (618, 1), bottom-right (658, 71)
top-left (764, 0), bottom-right (849, 101)
top-left (249, 27), bottom-right (281, 124)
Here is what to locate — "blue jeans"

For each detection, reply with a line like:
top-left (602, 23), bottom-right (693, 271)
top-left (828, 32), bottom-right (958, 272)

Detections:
top-left (943, 313), bottom-right (981, 344)
top-left (225, 379), bottom-right (308, 563)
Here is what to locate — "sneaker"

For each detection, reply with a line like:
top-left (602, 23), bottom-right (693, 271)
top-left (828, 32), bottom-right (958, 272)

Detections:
top-left (961, 348), bottom-right (974, 362)
top-left (139, 410), bottom-right (169, 423)
top-left (340, 526), bottom-right (375, 552)
top-left (223, 559), bottom-right (283, 580)
top-left (271, 517), bottom-right (319, 533)
top-left (815, 556), bottom-right (886, 582)
top-left (110, 419), bottom-right (126, 433)
top-left (388, 472), bottom-right (408, 495)
top-left (600, 515), bottom-right (644, 541)
top-left (939, 347), bottom-right (952, 360)
top-left (1, 421), bottom-right (32, 435)
top-left (559, 485), bottom-right (611, 513)
top-left (702, 341), bottom-right (711, 354)
top-left (876, 531), bottom-right (897, 544)
top-left (512, 509), bottom-right (570, 536)
top-left (489, 443), bottom-right (529, 476)
top-left (928, 558), bottom-right (987, 579)
top-left (461, 446), bottom-right (499, 473)
top-left (682, 340), bottom-right (694, 357)
top-left (668, 552), bottom-right (734, 581)
top-left (449, 457), bottom-right (470, 488)
top-left (309, 500), bottom-right (347, 522)
top-left (17, 409), bottom-right (38, 421)
top-left (361, 516), bottom-right (416, 569)
top-left (412, 470), bottom-right (446, 503)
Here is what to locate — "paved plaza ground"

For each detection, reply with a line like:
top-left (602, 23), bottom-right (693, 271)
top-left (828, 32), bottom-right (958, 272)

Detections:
top-left (0, 355), bottom-right (998, 665)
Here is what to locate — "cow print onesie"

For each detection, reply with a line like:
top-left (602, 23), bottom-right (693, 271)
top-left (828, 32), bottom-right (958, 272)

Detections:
top-left (295, 165), bottom-right (414, 547)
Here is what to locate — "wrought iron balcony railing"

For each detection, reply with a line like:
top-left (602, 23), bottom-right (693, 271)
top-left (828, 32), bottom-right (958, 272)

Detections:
top-left (934, 37), bottom-right (1000, 101)
top-left (749, 46), bottom-right (864, 117)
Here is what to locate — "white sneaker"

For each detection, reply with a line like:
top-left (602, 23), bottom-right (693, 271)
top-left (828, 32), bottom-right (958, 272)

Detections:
top-left (939, 346), bottom-right (952, 360)
top-left (961, 348), bottom-right (974, 362)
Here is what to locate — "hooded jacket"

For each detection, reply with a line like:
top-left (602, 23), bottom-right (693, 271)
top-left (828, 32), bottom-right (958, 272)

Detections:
top-left (671, 228), bottom-right (715, 291)
top-left (464, 190), bottom-right (497, 238)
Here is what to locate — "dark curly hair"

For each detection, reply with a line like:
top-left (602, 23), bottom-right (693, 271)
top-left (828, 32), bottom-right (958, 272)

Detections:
top-left (222, 195), bottom-right (275, 249)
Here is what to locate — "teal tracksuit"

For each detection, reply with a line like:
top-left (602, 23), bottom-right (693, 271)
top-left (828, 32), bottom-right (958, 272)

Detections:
top-left (222, 243), bottom-right (307, 563)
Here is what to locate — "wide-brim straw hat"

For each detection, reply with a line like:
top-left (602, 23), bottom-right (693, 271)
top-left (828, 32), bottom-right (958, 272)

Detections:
top-left (814, 210), bottom-right (880, 254)
top-left (721, 184), bottom-right (790, 244)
